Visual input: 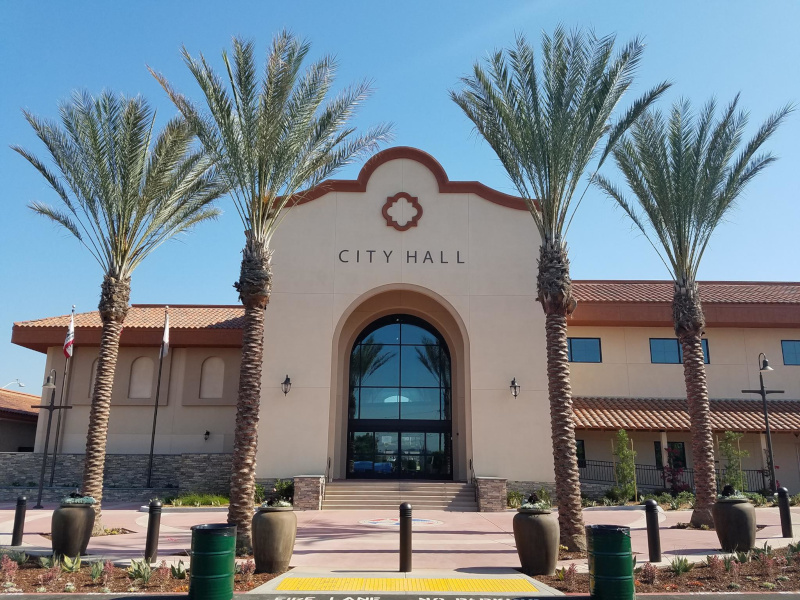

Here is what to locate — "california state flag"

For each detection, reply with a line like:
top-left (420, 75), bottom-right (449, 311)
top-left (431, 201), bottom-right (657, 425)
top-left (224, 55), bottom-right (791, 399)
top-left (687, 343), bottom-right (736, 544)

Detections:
top-left (63, 309), bottom-right (75, 359)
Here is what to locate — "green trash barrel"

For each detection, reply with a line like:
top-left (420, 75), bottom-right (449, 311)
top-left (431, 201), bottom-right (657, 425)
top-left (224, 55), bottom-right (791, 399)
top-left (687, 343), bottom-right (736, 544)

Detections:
top-left (189, 523), bottom-right (237, 600)
top-left (586, 524), bottom-right (635, 600)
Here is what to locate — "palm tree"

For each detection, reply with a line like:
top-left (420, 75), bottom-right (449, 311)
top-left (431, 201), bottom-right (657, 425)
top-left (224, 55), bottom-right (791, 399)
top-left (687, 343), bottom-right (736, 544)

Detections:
top-left (151, 33), bottom-right (391, 550)
top-left (451, 28), bottom-right (669, 550)
top-left (595, 96), bottom-right (792, 526)
top-left (13, 91), bottom-right (223, 528)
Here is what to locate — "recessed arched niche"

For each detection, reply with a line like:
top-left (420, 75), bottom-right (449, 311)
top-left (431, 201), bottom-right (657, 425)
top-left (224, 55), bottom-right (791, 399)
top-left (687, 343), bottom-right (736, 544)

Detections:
top-left (200, 356), bottom-right (225, 399)
top-left (128, 356), bottom-right (154, 399)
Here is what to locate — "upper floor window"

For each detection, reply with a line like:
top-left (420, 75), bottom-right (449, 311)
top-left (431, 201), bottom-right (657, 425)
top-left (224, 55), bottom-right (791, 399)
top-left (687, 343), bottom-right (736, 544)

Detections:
top-left (650, 338), bottom-right (709, 364)
top-left (128, 357), bottom-right (154, 398)
top-left (567, 338), bottom-right (602, 363)
top-left (200, 357), bottom-right (225, 399)
top-left (783, 341), bottom-right (800, 365)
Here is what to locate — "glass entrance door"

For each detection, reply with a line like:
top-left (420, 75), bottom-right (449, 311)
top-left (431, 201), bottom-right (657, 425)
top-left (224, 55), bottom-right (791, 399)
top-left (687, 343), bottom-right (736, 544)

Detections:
top-left (347, 315), bottom-right (453, 480)
top-left (349, 430), bottom-right (452, 478)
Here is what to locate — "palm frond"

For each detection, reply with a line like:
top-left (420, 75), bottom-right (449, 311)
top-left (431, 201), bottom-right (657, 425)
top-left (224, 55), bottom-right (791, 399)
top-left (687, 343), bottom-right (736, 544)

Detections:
top-left (15, 90), bottom-right (224, 280)
top-left (596, 97), bottom-right (793, 283)
top-left (153, 33), bottom-right (392, 248)
top-left (451, 26), bottom-right (667, 245)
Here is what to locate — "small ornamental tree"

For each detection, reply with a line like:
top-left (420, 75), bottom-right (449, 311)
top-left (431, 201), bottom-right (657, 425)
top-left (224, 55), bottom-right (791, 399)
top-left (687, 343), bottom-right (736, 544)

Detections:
top-left (613, 429), bottom-right (637, 501)
top-left (719, 431), bottom-right (748, 492)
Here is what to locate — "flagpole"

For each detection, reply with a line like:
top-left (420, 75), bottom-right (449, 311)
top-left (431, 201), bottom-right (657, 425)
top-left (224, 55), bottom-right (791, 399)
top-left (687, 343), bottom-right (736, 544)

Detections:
top-left (147, 306), bottom-right (168, 489)
top-left (50, 305), bottom-right (75, 486)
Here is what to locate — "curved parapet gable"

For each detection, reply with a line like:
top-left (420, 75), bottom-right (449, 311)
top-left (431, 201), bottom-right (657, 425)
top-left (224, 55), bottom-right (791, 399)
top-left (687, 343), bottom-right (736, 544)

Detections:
top-left (295, 146), bottom-right (531, 211)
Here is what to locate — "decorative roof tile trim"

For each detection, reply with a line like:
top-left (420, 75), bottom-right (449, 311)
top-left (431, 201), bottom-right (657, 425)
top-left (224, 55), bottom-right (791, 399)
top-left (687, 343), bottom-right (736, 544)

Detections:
top-left (14, 305), bottom-right (245, 329)
top-left (0, 389), bottom-right (40, 419)
top-left (574, 396), bottom-right (800, 433)
top-left (573, 281), bottom-right (800, 304)
top-left (290, 146), bottom-right (532, 211)
top-left (12, 305), bottom-right (245, 353)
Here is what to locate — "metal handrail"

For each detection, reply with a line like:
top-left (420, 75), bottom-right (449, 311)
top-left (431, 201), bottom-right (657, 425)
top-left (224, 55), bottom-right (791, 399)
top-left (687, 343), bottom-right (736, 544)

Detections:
top-left (578, 459), bottom-right (768, 493)
top-left (469, 458), bottom-right (478, 502)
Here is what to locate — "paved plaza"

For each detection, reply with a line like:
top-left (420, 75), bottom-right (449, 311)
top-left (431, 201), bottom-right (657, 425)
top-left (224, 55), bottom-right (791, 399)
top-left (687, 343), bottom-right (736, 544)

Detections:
top-left (3, 502), bottom-right (800, 573)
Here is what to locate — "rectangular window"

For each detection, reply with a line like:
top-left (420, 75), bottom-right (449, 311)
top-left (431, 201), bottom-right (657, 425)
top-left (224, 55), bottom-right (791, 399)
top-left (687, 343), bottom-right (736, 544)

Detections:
top-left (783, 340), bottom-right (800, 365)
top-left (649, 338), bottom-right (709, 364)
top-left (575, 439), bottom-right (586, 468)
top-left (654, 441), bottom-right (687, 469)
top-left (568, 338), bottom-right (602, 363)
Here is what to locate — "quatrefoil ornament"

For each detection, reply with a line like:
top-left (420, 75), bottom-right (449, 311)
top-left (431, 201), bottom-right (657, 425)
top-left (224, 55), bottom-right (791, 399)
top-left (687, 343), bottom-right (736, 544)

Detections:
top-left (382, 192), bottom-right (423, 231)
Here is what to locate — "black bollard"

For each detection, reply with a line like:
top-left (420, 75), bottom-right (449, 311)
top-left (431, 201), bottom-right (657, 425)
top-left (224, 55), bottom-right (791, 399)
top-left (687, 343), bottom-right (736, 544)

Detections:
top-left (144, 499), bottom-right (163, 563)
top-left (399, 502), bottom-right (412, 572)
top-left (644, 499), bottom-right (661, 563)
top-left (778, 487), bottom-right (793, 538)
top-left (11, 496), bottom-right (27, 547)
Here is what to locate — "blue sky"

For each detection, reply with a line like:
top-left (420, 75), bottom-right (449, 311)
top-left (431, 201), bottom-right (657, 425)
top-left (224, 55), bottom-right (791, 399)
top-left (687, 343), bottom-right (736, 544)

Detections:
top-left (1, 1), bottom-right (798, 395)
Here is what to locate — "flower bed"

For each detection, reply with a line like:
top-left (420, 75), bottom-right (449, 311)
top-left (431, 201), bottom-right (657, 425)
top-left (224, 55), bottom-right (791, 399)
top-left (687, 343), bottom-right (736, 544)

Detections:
top-left (0, 553), bottom-right (283, 593)
top-left (539, 544), bottom-right (800, 593)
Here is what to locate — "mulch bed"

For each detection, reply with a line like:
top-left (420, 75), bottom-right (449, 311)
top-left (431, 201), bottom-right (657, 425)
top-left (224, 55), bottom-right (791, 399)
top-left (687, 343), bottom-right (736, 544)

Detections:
top-left (539, 546), bottom-right (800, 594)
top-left (1, 557), bottom-right (283, 593)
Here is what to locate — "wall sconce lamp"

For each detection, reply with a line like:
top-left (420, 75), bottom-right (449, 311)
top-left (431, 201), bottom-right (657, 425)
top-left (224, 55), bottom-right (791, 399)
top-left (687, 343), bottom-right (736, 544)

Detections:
top-left (509, 378), bottom-right (520, 399)
top-left (204, 430), bottom-right (210, 441)
top-left (281, 375), bottom-right (292, 396)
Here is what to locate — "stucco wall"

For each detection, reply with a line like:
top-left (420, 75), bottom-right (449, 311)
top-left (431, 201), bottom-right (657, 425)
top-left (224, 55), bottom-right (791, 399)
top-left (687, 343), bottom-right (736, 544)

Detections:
top-left (568, 325), bottom-right (800, 399)
top-left (36, 346), bottom-right (239, 455)
top-left (259, 156), bottom-right (547, 483)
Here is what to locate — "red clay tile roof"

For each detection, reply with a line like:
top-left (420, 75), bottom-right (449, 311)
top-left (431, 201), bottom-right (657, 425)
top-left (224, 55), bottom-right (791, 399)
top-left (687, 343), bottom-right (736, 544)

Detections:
top-left (12, 305), bottom-right (245, 353)
top-left (0, 388), bottom-right (40, 420)
top-left (573, 281), bottom-right (800, 304)
top-left (574, 397), bottom-right (800, 433)
top-left (14, 305), bottom-right (244, 330)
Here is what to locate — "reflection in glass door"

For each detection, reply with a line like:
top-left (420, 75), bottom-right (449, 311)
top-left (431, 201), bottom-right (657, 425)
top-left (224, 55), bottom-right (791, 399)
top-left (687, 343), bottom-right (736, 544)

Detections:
top-left (347, 315), bottom-right (453, 479)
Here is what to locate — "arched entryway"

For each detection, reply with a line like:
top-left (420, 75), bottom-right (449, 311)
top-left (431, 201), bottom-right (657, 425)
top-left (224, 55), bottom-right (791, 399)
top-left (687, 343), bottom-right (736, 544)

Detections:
top-left (328, 285), bottom-right (472, 482)
top-left (346, 314), bottom-right (452, 479)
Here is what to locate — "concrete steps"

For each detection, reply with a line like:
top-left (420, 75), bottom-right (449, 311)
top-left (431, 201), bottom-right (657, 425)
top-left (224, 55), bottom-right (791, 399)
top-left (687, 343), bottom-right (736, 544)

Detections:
top-left (322, 481), bottom-right (478, 511)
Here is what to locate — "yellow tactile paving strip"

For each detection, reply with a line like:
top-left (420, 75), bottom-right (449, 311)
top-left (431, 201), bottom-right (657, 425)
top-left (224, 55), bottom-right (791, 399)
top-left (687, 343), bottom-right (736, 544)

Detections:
top-left (276, 577), bottom-right (538, 593)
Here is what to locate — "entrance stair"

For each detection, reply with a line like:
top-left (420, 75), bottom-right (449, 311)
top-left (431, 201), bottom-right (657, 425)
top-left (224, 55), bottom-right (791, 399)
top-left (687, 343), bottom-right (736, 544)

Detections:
top-left (322, 480), bottom-right (478, 511)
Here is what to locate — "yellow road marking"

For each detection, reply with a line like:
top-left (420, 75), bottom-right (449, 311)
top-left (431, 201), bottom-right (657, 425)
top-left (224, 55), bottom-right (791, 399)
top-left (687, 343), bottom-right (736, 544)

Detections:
top-left (275, 577), bottom-right (538, 592)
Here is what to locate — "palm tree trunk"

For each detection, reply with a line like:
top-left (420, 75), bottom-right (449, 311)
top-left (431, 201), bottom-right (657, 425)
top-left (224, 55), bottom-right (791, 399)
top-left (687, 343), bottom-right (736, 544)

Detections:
top-left (538, 240), bottom-right (585, 551)
top-left (673, 280), bottom-right (716, 527)
top-left (228, 234), bottom-right (272, 551)
top-left (83, 275), bottom-right (130, 533)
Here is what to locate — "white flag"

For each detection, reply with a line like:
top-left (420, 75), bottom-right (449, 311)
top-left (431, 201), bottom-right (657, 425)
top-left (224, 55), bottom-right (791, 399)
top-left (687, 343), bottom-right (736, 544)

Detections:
top-left (159, 308), bottom-right (169, 359)
top-left (63, 308), bottom-right (75, 359)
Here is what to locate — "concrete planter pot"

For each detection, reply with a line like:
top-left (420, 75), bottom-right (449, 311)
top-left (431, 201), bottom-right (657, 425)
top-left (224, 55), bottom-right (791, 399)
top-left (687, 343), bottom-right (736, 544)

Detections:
top-left (712, 498), bottom-right (756, 552)
top-left (51, 503), bottom-right (95, 556)
top-left (513, 508), bottom-right (559, 576)
top-left (252, 506), bottom-right (296, 573)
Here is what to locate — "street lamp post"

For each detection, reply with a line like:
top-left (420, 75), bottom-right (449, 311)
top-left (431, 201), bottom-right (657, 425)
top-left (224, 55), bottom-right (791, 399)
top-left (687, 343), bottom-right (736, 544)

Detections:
top-left (742, 353), bottom-right (784, 494)
top-left (2, 379), bottom-right (25, 389)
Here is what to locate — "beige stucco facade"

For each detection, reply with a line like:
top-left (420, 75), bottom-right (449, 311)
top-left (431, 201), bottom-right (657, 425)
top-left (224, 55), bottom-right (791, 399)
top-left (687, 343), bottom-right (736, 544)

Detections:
top-left (18, 147), bottom-right (800, 495)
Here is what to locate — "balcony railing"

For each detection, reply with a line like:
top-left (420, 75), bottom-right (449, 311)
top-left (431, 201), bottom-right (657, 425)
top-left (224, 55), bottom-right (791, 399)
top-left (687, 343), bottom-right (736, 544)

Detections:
top-left (578, 459), bottom-right (768, 493)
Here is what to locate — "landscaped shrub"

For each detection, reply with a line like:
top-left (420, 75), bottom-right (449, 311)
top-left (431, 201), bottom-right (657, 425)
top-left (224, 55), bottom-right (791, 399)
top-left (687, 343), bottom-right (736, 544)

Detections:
top-left (273, 479), bottom-right (294, 504)
top-left (165, 493), bottom-right (229, 506)
top-left (254, 483), bottom-right (266, 504)
top-left (613, 429), bottom-right (637, 501)
top-left (718, 431), bottom-right (748, 492)
top-left (507, 490), bottom-right (524, 508)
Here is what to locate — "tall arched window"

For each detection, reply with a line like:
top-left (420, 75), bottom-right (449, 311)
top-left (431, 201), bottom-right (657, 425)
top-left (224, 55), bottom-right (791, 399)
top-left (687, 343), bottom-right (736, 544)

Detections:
top-left (128, 357), bottom-right (154, 399)
top-left (199, 357), bottom-right (225, 399)
top-left (347, 314), bottom-right (452, 479)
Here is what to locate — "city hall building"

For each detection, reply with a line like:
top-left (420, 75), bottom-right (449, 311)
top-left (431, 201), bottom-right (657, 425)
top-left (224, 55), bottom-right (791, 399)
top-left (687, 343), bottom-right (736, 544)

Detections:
top-left (7, 147), bottom-right (800, 507)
